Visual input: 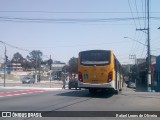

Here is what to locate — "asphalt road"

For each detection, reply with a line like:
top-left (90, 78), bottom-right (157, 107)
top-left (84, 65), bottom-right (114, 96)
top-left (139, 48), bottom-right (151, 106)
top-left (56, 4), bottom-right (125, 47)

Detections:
top-left (0, 87), bottom-right (160, 120)
top-left (0, 87), bottom-right (160, 111)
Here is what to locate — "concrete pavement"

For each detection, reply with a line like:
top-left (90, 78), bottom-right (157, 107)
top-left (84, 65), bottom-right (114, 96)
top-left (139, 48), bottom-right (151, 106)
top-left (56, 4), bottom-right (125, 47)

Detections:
top-left (123, 83), bottom-right (160, 98)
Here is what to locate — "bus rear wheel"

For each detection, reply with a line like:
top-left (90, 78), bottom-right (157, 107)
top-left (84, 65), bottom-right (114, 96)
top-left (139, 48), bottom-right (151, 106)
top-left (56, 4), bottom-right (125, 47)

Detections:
top-left (110, 88), bottom-right (119, 95)
top-left (114, 90), bottom-right (119, 95)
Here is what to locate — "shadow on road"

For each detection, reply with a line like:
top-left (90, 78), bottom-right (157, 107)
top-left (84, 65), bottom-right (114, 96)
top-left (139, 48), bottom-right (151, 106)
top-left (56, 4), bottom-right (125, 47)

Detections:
top-left (56, 89), bottom-right (114, 98)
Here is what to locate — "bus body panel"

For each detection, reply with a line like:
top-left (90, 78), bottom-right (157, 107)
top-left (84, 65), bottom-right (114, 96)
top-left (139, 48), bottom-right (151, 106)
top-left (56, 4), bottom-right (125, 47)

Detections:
top-left (78, 50), bottom-right (123, 91)
top-left (79, 66), bottom-right (113, 83)
top-left (78, 79), bottom-right (115, 89)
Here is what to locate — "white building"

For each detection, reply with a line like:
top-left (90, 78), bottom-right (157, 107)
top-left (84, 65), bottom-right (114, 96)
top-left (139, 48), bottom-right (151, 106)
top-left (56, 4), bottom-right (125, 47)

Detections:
top-left (11, 63), bottom-right (23, 71)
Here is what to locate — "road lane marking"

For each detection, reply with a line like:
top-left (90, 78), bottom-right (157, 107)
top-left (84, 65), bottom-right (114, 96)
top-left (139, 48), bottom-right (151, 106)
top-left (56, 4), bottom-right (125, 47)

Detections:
top-left (0, 86), bottom-right (63, 90)
top-left (0, 90), bottom-right (44, 97)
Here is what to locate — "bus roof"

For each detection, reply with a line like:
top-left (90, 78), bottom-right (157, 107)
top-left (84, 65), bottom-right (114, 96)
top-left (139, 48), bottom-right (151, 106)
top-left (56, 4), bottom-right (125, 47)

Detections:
top-left (79, 50), bottom-right (113, 53)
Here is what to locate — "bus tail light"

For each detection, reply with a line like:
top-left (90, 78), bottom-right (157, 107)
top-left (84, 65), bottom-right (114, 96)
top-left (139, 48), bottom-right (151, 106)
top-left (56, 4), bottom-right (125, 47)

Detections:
top-left (108, 71), bottom-right (113, 83)
top-left (78, 72), bottom-right (83, 82)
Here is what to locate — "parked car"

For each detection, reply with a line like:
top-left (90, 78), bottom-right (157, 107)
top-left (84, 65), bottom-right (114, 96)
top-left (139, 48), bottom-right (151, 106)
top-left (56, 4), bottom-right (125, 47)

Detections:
top-left (68, 79), bottom-right (81, 90)
top-left (127, 81), bottom-right (136, 89)
top-left (52, 76), bottom-right (60, 80)
top-left (21, 76), bottom-right (35, 84)
top-left (125, 80), bottom-right (130, 85)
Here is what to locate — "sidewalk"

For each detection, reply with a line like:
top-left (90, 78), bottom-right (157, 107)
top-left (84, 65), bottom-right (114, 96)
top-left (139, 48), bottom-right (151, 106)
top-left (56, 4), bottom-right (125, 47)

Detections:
top-left (122, 83), bottom-right (160, 98)
top-left (0, 79), bottom-right (62, 84)
top-left (0, 79), bottom-right (64, 89)
top-left (135, 83), bottom-right (147, 92)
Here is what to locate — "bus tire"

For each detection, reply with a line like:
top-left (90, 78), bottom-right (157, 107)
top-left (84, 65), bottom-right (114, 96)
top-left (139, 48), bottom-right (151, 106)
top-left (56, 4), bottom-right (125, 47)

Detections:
top-left (114, 90), bottom-right (119, 95)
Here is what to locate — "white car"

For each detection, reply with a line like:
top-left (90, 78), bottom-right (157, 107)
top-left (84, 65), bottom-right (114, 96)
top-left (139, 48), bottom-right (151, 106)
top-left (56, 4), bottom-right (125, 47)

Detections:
top-left (21, 76), bottom-right (35, 84)
top-left (128, 81), bottom-right (136, 89)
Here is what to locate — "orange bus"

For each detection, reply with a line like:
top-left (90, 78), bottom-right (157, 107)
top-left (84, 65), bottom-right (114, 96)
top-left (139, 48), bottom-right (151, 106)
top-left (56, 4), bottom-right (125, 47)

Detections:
top-left (78, 50), bottom-right (123, 94)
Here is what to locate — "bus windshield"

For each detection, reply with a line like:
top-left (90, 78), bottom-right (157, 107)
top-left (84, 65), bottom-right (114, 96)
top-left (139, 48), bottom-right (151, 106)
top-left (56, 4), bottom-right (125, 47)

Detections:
top-left (80, 50), bottom-right (110, 65)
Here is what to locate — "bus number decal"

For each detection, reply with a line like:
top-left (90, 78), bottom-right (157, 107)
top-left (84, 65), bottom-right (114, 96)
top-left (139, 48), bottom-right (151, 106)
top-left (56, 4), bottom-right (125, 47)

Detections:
top-left (84, 74), bottom-right (88, 79)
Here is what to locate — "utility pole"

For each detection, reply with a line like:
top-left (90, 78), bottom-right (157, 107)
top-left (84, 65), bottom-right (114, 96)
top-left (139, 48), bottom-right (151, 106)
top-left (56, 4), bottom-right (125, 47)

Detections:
top-left (0, 41), bottom-right (6, 87)
top-left (35, 55), bottom-right (38, 83)
top-left (50, 55), bottom-right (51, 88)
top-left (129, 55), bottom-right (136, 84)
top-left (4, 46), bottom-right (6, 87)
top-left (48, 55), bottom-right (53, 88)
top-left (136, 0), bottom-right (151, 92)
top-left (147, 0), bottom-right (151, 92)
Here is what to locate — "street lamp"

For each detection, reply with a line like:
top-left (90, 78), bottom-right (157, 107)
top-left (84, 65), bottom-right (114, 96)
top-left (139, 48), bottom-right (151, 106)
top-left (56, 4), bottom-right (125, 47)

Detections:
top-left (0, 41), bottom-right (6, 87)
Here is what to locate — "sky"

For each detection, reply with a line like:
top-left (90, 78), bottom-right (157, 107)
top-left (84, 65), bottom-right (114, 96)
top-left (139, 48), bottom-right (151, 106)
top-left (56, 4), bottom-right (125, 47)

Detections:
top-left (0, 0), bottom-right (160, 64)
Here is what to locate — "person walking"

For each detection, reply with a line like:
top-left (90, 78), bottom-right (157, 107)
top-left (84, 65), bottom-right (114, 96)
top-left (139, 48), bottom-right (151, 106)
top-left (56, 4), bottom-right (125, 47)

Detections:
top-left (61, 73), bottom-right (66, 89)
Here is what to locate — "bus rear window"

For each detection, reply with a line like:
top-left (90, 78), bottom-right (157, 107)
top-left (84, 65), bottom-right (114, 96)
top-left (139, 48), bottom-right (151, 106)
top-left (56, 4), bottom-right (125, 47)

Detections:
top-left (80, 50), bottom-right (110, 65)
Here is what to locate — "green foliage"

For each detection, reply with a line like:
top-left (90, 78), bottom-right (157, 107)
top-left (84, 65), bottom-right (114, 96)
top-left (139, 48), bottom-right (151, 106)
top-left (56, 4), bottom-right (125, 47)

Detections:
top-left (27, 50), bottom-right (43, 69)
top-left (122, 64), bottom-right (131, 77)
top-left (21, 59), bottom-right (32, 70)
top-left (68, 57), bottom-right (78, 74)
top-left (11, 52), bottom-right (33, 70)
top-left (11, 52), bottom-right (24, 63)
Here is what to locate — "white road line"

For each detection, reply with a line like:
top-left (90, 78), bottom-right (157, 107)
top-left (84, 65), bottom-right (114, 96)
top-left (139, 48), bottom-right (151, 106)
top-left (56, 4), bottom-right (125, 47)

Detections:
top-left (0, 86), bottom-right (63, 91)
top-left (0, 90), bottom-right (45, 98)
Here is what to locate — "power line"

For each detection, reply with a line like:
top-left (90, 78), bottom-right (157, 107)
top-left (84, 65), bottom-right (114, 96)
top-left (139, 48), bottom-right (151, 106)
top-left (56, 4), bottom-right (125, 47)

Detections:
top-left (141, 0), bottom-right (145, 23)
top-left (16, 41), bottom-right (130, 49)
top-left (145, 0), bottom-right (147, 27)
top-left (0, 16), bottom-right (159, 23)
top-left (128, 0), bottom-right (137, 28)
top-left (1, 41), bottom-right (31, 52)
top-left (129, 31), bottom-right (138, 55)
top-left (140, 40), bottom-right (147, 58)
top-left (128, 0), bottom-right (146, 56)
top-left (135, 0), bottom-right (141, 28)
top-left (0, 16), bottom-right (146, 21)
top-left (1, 10), bottom-right (160, 14)
top-left (0, 41), bottom-right (51, 61)
top-left (1, 40), bottom-right (131, 56)
top-left (134, 33), bottom-right (146, 55)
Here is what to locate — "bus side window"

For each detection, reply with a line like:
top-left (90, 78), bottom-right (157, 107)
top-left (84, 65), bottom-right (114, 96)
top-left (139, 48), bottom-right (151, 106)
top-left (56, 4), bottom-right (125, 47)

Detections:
top-left (114, 58), bottom-right (117, 71)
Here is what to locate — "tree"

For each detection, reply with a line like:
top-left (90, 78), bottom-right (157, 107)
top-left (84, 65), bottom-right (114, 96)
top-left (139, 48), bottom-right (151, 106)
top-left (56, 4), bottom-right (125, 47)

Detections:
top-left (21, 59), bottom-right (33, 70)
top-left (11, 52), bottom-right (34, 70)
top-left (27, 50), bottom-right (43, 69)
top-left (122, 65), bottom-right (130, 77)
top-left (11, 52), bottom-right (24, 63)
top-left (62, 65), bottom-right (70, 73)
top-left (48, 58), bottom-right (53, 70)
top-left (68, 57), bottom-right (78, 74)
